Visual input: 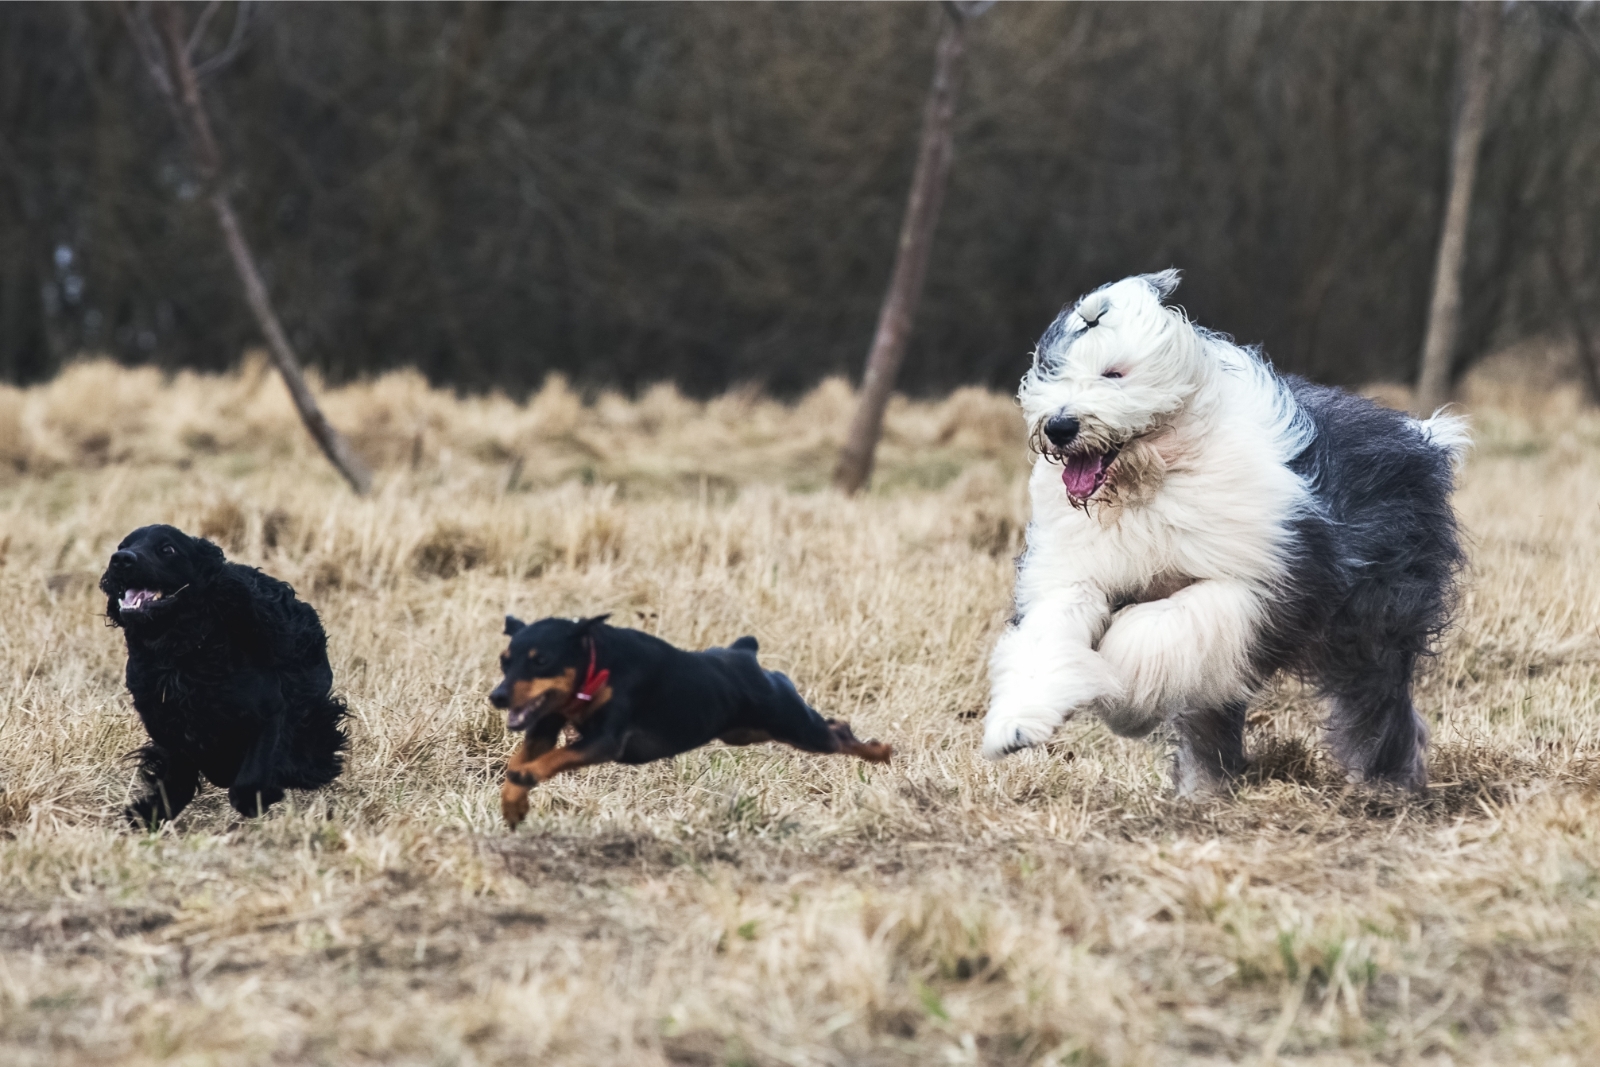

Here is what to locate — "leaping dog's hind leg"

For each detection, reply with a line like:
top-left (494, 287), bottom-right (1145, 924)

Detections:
top-left (1324, 651), bottom-right (1429, 792)
top-left (825, 719), bottom-right (893, 764)
top-left (745, 672), bottom-right (892, 764)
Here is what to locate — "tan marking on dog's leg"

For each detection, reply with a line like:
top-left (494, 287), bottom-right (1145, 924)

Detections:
top-left (523, 743), bottom-right (615, 783)
top-left (507, 731), bottom-right (559, 772)
top-left (502, 733), bottom-right (559, 829)
top-left (827, 720), bottom-right (893, 764)
top-left (501, 779), bottom-right (531, 829)
top-left (499, 739), bottom-right (550, 831)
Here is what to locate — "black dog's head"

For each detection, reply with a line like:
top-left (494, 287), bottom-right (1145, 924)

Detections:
top-left (100, 525), bottom-right (227, 628)
top-left (489, 614), bottom-right (610, 731)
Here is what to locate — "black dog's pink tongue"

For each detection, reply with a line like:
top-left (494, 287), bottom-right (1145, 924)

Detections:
top-left (1061, 452), bottom-right (1105, 500)
top-left (119, 589), bottom-right (160, 611)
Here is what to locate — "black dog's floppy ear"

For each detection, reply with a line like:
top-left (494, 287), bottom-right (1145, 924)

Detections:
top-left (503, 615), bottom-right (526, 637)
top-left (195, 536), bottom-right (228, 568)
top-left (575, 613), bottom-right (610, 635)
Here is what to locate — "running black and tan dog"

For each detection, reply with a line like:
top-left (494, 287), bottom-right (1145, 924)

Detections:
top-left (489, 614), bottom-right (891, 829)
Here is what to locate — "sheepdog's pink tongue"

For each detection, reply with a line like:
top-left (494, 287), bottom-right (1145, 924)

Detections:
top-left (1061, 453), bottom-right (1105, 501)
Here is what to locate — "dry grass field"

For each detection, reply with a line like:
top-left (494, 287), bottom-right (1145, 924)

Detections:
top-left (2, 354), bottom-right (1599, 1066)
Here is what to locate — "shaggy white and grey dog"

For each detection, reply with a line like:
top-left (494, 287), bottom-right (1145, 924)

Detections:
top-left (983, 271), bottom-right (1468, 794)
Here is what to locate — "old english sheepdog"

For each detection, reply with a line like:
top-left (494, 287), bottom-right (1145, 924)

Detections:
top-left (982, 271), bottom-right (1468, 795)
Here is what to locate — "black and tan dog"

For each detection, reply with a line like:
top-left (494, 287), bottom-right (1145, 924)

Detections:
top-left (489, 614), bottom-right (891, 829)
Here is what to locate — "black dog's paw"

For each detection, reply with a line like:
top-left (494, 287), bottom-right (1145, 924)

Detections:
top-left (228, 783), bottom-right (286, 817)
top-left (124, 799), bottom-right (165, 831)
top-left (505, 769), bottom-right (539, 788)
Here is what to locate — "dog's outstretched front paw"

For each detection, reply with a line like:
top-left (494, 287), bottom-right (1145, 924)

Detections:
top-left (124, 800), bottom-right (163, 831)
top-left (980, 707), bottom-right (1064, 760)
top-left (501, 781), bottom-right (531, 829)
top-left (981, 731), bottom-right (1029, 760)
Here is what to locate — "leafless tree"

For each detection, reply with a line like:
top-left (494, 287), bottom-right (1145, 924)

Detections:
top-left (1416, 1), bottom-right (1501, 414)
top-left (1541, 2), bottom-right (1600, 405)
top-left (833, 1), bottom-right (992, 495)
top-left (119, 1), bottom-right (372, 492)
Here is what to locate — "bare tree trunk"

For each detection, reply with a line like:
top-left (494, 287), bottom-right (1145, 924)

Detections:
top-left (1547, 247), bottom-right (1600, 406)
top-left (833, 2), bottom-right (990, 495)
top-left (1415, 1), bottom-right (1500, 414)
top-left (129, 2), bottom-right (372, 493)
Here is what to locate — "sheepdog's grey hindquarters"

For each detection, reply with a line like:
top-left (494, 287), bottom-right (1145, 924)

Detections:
top-left (1262, 382), bottom-right (1466, 790)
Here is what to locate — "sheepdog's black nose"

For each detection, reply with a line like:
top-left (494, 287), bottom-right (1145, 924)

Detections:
top-left (110, 549), bottom-right (138, 570)
top-left (488, 685), bottom-right (511, 710)
top-left (1043, 415), bottom-right (1081, 448)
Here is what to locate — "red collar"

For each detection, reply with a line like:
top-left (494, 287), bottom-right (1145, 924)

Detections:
top-left (575, 636), bottom-right (610, 703)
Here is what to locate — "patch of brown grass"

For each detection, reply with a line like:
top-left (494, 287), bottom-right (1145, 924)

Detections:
top-left (1, 359), bottom-right (1598, 1065)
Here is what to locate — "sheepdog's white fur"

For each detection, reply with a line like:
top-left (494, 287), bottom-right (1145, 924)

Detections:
top-left (983, 271), bottom-right (1466, 794)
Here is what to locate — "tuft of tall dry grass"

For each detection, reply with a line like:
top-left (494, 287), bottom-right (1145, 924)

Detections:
top-left (1, 358), bottom-right (1599, 1065)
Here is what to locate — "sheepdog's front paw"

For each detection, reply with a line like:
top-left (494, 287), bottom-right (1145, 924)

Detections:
top-left (980, 705), bottom-right (1064, 760)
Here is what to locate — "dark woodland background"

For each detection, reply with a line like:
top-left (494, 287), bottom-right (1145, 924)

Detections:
top-left (2, 2), bottom-right (1597, 396)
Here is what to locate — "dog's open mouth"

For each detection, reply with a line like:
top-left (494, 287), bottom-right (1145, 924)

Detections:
top-left (507, 694), bottom-right (558, 732)
top-left (118, 588), bottom-right (167, 614)
top-left (1060, 447), bottom-right (1120, 504)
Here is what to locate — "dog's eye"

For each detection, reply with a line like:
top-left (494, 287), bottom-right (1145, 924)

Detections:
top-left (161, 545), bottom-right (177, 556)
top-left (1102, 370), bottom-right (1124, 380)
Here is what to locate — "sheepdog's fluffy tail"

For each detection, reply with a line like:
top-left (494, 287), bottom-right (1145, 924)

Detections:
top-left (1417, 410), bottom-right (1471, 469)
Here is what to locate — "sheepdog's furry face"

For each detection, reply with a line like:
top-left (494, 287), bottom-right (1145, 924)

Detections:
top-left (1020, 270), bottom-right (1205, 508)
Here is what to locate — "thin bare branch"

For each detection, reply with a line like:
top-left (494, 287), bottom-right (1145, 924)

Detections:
top-left (1546, 246), bottom-right (1600, 406)
top-left (121, 0), bottom-right (373, 493)
top-left (116, 2), bottom-right (178, 105)
top-left (195, 2), bottom-right (254, 81)
top-left (186, 0), bottom-right (223, 57)
top-left (834, 1), bottom-right (987, 494)
top-left (944, 1), bottom-right (996, 23)
top-left (1416, 2), bottom-right (1501, 413)
top-left (1547, 2), bottom-right (1600, 70)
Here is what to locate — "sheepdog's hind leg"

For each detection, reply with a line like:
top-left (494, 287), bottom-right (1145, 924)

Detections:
top-left (1172, 701), bottom-right (1248, 797)
top-left (1324, 651), bottom-right (1429, 792)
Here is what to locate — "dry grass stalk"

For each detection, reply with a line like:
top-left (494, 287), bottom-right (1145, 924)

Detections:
top-left (1, 360), bottom-right (1598, 1064)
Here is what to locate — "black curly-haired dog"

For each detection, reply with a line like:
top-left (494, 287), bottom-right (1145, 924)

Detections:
top-left (100, 524), bottom-right (348, 827)
top-left (489, 614), bottom-right (892, 829)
